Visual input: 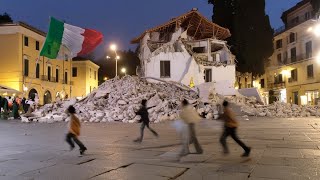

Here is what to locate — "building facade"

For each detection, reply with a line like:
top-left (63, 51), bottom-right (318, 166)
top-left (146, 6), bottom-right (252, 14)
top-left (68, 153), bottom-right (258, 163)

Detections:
top-left (236, 0), bottom-right (319, 105)
top-left (0, 22), bottom-right (98, 104)
top-left (71, 59), bottom-right (99, 98)
top-left (132, 9), bottom-right (236, 95)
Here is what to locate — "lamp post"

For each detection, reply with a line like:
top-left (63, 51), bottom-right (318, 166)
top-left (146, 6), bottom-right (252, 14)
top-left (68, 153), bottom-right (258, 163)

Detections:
top-left (107, 44), bottom-right (120, 77)
top-left (121, 67), bottom-right (127, 76)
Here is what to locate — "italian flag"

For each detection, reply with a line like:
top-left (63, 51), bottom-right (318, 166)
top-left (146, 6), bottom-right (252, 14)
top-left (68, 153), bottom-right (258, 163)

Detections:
top-left (40, 17), bottom-right (103, 59)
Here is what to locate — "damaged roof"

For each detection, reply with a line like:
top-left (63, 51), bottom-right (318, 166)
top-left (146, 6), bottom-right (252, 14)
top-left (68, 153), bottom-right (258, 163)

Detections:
top-left (131, 9), bottom-right (231, 44)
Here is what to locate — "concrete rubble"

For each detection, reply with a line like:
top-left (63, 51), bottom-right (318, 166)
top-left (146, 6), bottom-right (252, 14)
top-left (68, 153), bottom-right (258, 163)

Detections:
top-left (22, 76), bottom-right (211, 123)
top-left (21, 76), bottom-right (320, 124)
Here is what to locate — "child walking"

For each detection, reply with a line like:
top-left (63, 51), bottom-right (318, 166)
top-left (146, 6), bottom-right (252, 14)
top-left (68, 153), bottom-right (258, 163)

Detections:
top-left (65, 105), bottom-right (87, 155)
top-left (220, 100), bottom-right (251, 157)
top-left (134, 99), bottom-right (158, 143)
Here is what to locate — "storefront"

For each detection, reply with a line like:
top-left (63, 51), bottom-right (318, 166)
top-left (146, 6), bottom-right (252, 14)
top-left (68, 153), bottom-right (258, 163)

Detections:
top-left (305, 90), bottom-right (319, 105)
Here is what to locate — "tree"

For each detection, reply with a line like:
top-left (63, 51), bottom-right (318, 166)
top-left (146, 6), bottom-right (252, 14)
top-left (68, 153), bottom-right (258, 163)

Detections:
top-left (95, 50), bottom-right (140, 84)
top-left (0, 12), bottom-right (13, 24)
top-left (208, 0), bottom-right (274, 78)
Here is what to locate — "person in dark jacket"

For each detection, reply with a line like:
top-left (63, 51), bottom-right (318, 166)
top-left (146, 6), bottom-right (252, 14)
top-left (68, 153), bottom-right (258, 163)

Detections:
top-left (220, 100), bottom-right (251, 157)
top-left (12, 99), bottom-right (20, 119)
top-left (133, 99), bottom-right (158, 143)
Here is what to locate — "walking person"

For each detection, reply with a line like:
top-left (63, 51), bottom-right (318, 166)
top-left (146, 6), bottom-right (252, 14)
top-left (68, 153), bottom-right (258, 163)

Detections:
top-left (178, 99), bottom-right (203, 158)
top-left (65, 105), bottom-right (87, 155)
top-left (133, 99), bottom-right (158, 143)
top-left (219, 100), bottom-right (251, 157)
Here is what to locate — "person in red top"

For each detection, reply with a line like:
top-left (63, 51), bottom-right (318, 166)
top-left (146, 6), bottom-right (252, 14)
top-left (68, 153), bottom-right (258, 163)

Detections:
top-left (220, 100), bottom-right (251, 157)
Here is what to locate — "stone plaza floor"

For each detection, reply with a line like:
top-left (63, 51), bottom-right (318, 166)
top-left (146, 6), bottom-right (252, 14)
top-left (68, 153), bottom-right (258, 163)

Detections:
top-left (1, 117), bottom-right (320, 179)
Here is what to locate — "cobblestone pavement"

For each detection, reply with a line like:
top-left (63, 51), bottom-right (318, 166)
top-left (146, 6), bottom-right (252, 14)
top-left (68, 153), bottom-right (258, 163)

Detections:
top-left (1, 117), bottom-right (320, 180)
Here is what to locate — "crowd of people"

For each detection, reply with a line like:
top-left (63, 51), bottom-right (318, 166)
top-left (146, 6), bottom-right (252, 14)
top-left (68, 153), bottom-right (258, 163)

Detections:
top-left (0, 95), bottom-right (38, 120)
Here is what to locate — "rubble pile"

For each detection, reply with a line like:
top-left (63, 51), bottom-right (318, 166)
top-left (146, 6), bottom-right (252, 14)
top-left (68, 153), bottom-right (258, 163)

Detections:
top-left (23, 76), bottom-right (203, 123)
top-left (240, 101), bottom-right (320, 118)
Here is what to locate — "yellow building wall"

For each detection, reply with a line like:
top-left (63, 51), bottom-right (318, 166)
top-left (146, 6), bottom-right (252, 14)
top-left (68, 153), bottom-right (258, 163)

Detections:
top-left (71, 60), bottom-right (99, 98)
top-left (0, 25), bottom-right (72, 105)
top-left (0, 34), bottom-right (22, 91)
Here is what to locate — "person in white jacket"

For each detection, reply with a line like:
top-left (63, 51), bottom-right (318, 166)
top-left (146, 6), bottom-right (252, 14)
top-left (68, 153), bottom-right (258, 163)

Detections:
top-left (178, 99), bottom-right (203, 158)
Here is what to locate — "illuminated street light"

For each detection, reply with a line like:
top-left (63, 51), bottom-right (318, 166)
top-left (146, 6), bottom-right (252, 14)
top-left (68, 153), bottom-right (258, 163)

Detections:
top-left (116, 55), bottom-right (120, 60)
top-left (104, 77), bottom-right (108, 81)
top-left (110, 44), bottom-right (117, 51)
top-left (106, 56), bottom-right (110, 59)
top-left (121, 67), bottom-right (126, 76)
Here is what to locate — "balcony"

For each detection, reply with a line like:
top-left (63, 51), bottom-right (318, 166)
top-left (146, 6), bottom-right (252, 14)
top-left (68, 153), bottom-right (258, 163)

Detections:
top-left (41, 75), bottom-right (57, 82)
top-left (267, 53), bottom-right (313, 68)
top-left (268, 81), bottom-right (285, 89)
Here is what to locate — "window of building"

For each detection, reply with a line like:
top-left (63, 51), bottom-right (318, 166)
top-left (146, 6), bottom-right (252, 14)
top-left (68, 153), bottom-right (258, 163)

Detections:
top-left (192, 47), bottom-right (205, 53)
top-left (65, 54), bottom-right (68, 61)
top-left (260, 79), bottom-right (265, 88)
top-left (276, 39), bottom-right (282, 49)
top-left (307, 64), bottom-right (314, 78)
top-left (290, 16), bottom-right (299, 25)
top-left (24, 36), bottom-right (28, 46)
top-left (90, 86), bottom-right (92, 93)
top-left (65, 71), bottom-right (68, 84)
top-left (89, 68), bottom-right (91, 78)
top-left (305, 12), bottom-right (311, 20)
top-left (306, 41), bottom-right (312, 58)
top-left (24, 59), bottom-right (29, 76)
top-left (204, 69), bottom-right (212, 82)
top-left (36, 41), bottom-right (40, 50)
top-left (289, 33), bottom-right (296, 43)
top-left (160, 61), bottom-right (170, 78)
top-left (284, 51), bottom-right (288, 64)
top-left (56, 69), bottom-right (59, 82)
top-left (291, 47), bottom-right (297, 62)
top-left (36, 63), bottom-right (40, 78)
top-left (94, 71), bottom-right (97, 80)
top-left (291, 69), bottom-right (298, 81)
top-left (277, 53), bottom-right (282, 63)
top-left (274, 74), bottom-right (283, 84)
top-left (72, 67), bottom-right (77, 77)
top-left (47, 66), bottom-right (51, 81)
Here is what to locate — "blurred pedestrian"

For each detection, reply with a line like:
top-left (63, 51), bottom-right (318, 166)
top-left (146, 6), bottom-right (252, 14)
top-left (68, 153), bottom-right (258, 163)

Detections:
top-left (133, 99), bottom-right (158, 143)
top-left (12, 99), bottom-right (20, 119)
top-left (65, 105), bottom-right (87, 155)
top-left (219, 100), bottom-right (251, 157)
top-left (178, 99), bottom-right (203, 158)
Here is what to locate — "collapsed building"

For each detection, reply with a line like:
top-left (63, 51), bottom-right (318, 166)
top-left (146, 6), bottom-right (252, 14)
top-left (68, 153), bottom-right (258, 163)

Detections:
top-left (131, 9), bottom-right (236, 96)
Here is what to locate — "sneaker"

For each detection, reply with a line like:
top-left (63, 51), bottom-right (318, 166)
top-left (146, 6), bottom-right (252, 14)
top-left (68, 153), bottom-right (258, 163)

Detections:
top-left (241, 147), bottom-right (251, 157)
top-left (133, 139), bottom-right (142, 143)
top-left (80, 147), bottom-right (87, 155)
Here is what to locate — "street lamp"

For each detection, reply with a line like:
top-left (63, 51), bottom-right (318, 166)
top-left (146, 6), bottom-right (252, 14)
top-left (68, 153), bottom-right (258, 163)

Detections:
top-left (107, 44), bottom-right (120, 77)
top-left (104, 77), bottom-right (108, 81)
top-left (121, 67), bottom-right (126, 76)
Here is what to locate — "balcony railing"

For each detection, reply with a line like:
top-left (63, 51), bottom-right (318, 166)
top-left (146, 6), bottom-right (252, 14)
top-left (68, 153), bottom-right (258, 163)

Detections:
top-left (268, 81), bottom-right (285, 89)
top-left (268, 53), bottom-right (313, 68)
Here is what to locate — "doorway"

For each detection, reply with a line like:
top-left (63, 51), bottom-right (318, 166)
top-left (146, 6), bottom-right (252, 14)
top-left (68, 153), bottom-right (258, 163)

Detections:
top-left (204, 69), bottom-right (212, 82)
top-left (293, 91), bottom-right (299, 105)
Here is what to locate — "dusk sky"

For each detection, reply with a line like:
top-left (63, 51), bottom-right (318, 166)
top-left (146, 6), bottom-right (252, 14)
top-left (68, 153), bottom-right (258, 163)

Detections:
top-left (0, 0), bottom-right (301, 54)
